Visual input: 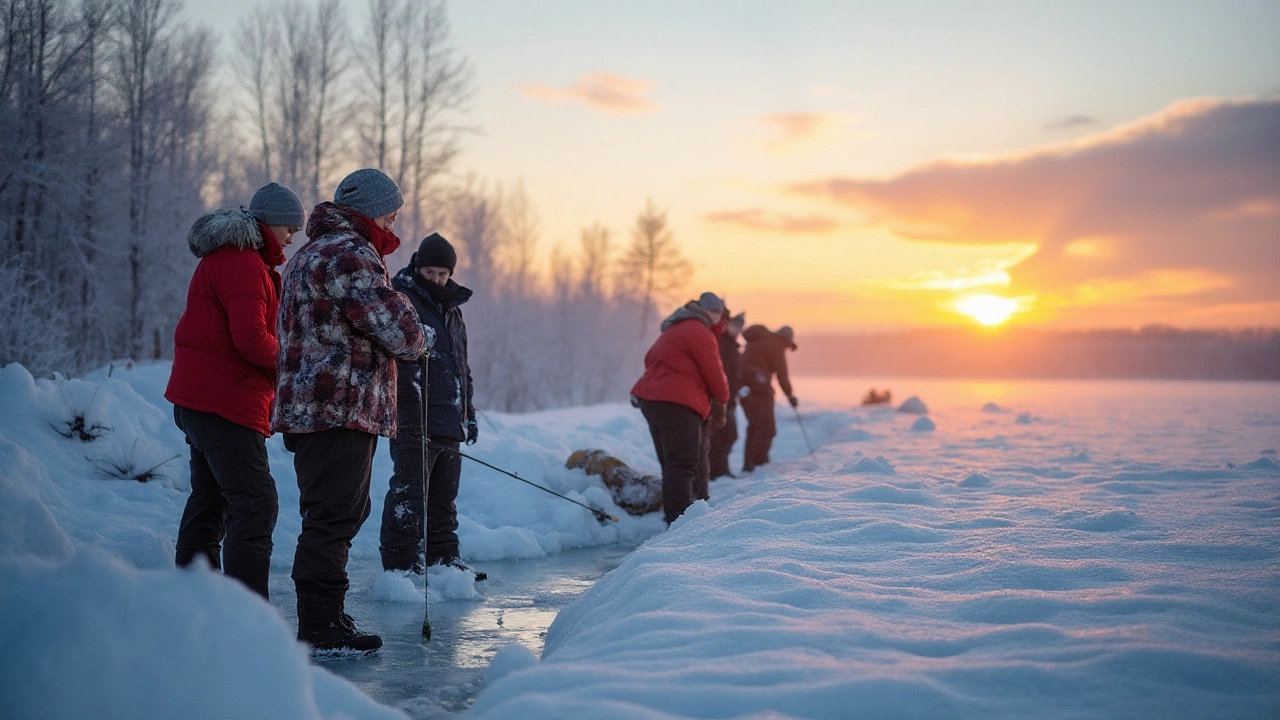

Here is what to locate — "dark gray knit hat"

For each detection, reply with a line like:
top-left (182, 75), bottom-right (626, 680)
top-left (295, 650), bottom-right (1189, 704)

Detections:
top-left (697, 292), bottom-right (725, 316)
top-left (333, 168), bottom-right (403, 219)
top-left (248, 183), bottom-right (304, 226)
top-left (414, 232), bottom-right (457, 271)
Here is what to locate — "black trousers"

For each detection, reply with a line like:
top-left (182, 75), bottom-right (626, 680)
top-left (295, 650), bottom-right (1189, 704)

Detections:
top-left (173, 405), bottom-right (278, 599)
top-left (379, 435), bottom-right (462, 571)
top-left (741, 391), bottom-right (777, 472)
top-left (285, 428), bottom-right (377, 600)
top-left (708, 401), bottom-right (739, 479)
top-left (639, 399), bottom-right (705, 524)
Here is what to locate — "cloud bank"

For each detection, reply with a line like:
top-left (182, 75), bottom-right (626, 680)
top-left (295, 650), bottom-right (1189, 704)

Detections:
top-left (790, 98), bottom-right (1280, 324)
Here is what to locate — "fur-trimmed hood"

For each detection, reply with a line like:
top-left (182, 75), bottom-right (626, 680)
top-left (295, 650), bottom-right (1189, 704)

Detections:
top-left (186, 208), bottom-right (263, 258)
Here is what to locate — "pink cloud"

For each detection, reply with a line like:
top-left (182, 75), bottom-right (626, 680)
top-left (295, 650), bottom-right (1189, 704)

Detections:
top-left (789, 97), bottom-right (1280, 322)
top-left (521, 72), bottom-right (657, 114)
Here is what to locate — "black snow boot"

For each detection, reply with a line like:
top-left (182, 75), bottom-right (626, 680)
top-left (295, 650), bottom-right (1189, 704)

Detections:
top-left (432, 557), bottom-right (486, 582)
top-left (297, 594), bottom-right (383, 654)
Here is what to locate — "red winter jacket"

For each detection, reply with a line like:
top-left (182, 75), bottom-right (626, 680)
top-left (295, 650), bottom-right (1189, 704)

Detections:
top-left (630, 314), bottom-right (730, 419)
top-left (166, 209), bottom-right (281, 436)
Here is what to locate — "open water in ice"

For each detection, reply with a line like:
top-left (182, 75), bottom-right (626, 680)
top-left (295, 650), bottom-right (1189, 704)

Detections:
top-left (271, 545), bottom-right (636, 717)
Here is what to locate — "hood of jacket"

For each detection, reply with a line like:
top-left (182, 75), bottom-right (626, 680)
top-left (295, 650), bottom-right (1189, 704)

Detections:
top-left (742, 324), bottom-right (775, 344)
top-left (660, 302), bottom-right (717, 332)
top-left (186, 208), bottom-right (263, 258)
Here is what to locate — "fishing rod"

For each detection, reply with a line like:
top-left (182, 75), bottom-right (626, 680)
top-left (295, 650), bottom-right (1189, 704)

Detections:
top-left (792, 405), bottom-right (815, 455)
top-left (427, 440), bottom-right (619, 524)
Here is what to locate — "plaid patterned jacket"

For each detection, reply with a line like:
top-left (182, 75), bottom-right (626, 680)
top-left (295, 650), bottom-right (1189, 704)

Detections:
top-left (272, 203), bottom-right (426, 437)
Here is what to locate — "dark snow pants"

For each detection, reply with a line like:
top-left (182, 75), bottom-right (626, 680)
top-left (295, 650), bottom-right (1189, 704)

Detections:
top-left (708, 400), bottom-right (739, 479)
top-left (639, 399), bottom-right (705, 524)
top-left (285, 428), bottom-right (376, 601)
top-left (741, 391), bottom-right (777, 473)
top-left (379, 435), bottom-right (462, 571)
top-left (173, 405), bottom-right (278, 599)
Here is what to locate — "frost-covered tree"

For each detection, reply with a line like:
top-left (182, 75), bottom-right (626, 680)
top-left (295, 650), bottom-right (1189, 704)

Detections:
top-left (616, 199), bottom-right (693, 337)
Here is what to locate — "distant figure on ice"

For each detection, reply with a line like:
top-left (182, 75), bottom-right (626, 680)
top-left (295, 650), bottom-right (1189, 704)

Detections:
top-left (709, 310), bottom-right (746, 480)
top-left (861, 388), bottom-right (892, 406)
top-left (739, 325), bottom-right (798, 473)
top-left (166, 182), bottom-right (304, 600)
top-left (274, 169), bottom-right (428, 653)
top-left (379, 233), bottom-right (486, 582)
top-left (630, 293), bottom-right (730, 525)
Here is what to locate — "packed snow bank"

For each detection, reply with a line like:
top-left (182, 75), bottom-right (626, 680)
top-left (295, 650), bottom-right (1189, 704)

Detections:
top-left (471, 465), bottom-right (1280, 720)
top-left (0, 551), bottom-right (402, 720)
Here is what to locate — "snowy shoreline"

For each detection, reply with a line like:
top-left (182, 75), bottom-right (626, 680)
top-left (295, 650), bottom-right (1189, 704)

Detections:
top-left (3, 363), bottom-right (1279, 718)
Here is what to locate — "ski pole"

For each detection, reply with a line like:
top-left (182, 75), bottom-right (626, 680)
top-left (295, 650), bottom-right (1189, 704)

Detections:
top-left (427, 441), bottom-right (619, 524)
top-left (792, 405), bottom-right (815, 455)
top-left (419, 354), bottom-right (432, 643)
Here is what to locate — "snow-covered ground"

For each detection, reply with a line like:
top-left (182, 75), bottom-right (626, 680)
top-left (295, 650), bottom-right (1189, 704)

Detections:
top-left (2, 364), bottom-right (1278, 718)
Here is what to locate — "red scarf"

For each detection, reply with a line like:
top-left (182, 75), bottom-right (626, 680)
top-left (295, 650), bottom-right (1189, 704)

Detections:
top-left (256, 221), bottom-right (286, 267)
top-left (356, 212), bottom-right (401, 257)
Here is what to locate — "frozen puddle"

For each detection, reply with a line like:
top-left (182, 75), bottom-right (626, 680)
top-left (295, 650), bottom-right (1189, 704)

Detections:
top-left (269, 544), bottom-right (636, 717)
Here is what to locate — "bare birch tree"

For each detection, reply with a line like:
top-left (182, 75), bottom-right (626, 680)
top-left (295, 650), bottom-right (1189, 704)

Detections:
top-left (617, 199), bottom-right (693, 337)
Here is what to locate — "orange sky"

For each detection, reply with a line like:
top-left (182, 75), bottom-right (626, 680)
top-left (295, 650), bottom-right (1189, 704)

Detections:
top-left (198, 1), bottom-right (1280, 333)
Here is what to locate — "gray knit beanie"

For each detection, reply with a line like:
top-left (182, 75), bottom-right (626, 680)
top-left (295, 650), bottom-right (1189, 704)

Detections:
top-left (696, 292), bottom-right (725, 322)
top-left (248, 183), bottom-right (305, 226)
top-left (333, 168), bottom-right (403, 219)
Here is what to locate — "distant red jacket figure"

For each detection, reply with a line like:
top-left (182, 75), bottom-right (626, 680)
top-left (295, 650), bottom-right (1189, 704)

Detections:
top-left (630, 303), bottom-right (731, 419)
top-left (165, 209), bottom-right (283, 437)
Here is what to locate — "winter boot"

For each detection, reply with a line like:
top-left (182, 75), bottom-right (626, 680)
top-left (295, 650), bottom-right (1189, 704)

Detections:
top-left (297, 594), bottom-right (383, 654)
top-left (432, 557), bottom-right (486, 582)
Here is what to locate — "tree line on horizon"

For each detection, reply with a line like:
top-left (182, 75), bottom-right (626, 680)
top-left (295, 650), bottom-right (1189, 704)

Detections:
top-left (0, 0), bottom-right (695, 410)
top-left (791, 327), bottom-right (1280, 381)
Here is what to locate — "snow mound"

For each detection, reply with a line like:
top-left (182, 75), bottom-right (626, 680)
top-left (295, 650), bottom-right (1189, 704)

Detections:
top-left (370, 571), bottom-right (423, 604)
top-left (1058, 509), bottom-right (1140, 532)
top-left (841, 455), bottom-right (896, 475)
top-left (427, 562), bottom-right (483, 601)
top-left (1240, 456), bottom-right (1279, 472)
top-left (897, 396), bottom-right (929, 414)
top-left (669, 499), bottom-right (712, 531)
top-left (0, 551), bottom-right (402, 720)
top-left (958, 472), bottom-right (993, 488)
top-left (911, 416), bottom-right (936, 432)
top-left (485, 643), bottom-right (539, 685)
top-left (1016, 413), bottom-right (1036, 424)
top-left (981, 402), bottom-right (1004, 413)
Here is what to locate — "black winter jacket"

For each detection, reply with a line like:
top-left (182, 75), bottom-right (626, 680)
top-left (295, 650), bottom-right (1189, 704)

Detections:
top-left (718, 332), bottom-right (743, 408)
top-left (740, 325), bottom-right (793, 399)
top-left (391, 266), bottom-right (475, 442)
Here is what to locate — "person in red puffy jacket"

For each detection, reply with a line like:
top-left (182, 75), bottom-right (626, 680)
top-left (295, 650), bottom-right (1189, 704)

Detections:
top-left (630, 292), bottom-right (731, 525)
top-left (164, 182), bottom-right (304, 599)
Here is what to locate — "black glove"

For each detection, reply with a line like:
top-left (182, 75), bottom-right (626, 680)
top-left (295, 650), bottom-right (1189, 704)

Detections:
top-left (711, 401), bottom-right (727, 429)
top-left (465, 419), bottom-right (478, 445)
top-left (788, 396), bottom-right (799, 408)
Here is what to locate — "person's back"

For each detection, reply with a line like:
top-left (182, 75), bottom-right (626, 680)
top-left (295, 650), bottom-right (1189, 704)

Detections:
top-left (165, 182), bottom-right (303, 601)
top-left (631, 293), bottom-right (730, 524)
top-left (739, 324), bottom-right (798, 472)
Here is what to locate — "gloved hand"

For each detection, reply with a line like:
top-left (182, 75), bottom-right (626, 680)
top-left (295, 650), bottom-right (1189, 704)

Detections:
top-left (465, 419), bottom-right (478, 445)
top-left (419, 324), bottom-right (436, 355)
top-left (788, 396), bottom-right (799, 408)
top-left (711, 401), bottom-right (727, 429)
top-left (737, 385), bottom-right (751, 400)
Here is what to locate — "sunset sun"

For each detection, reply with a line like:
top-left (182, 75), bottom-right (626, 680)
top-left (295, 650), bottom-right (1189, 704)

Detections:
top-left (955, 294), bottom-right (1020, 326)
